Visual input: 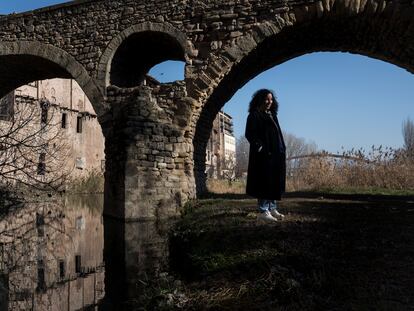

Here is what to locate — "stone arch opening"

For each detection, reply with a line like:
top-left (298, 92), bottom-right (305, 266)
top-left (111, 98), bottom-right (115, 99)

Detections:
top-left (109, 31), bottom-right (186, 87)
top-left (148, 60), bottom-right (186, 83)
top-left (193, 13), bottom-right (414, 195)
top-left (0, 41), bottom-right (105, 117)
top-left (0, 41), bottom-right (106, 188)
top-left (0, 54), bottom-right (71, 98)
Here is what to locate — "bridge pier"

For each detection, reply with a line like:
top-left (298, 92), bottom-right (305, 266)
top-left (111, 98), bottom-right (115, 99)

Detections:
top-left (99, 85), bottom-right (196, 308)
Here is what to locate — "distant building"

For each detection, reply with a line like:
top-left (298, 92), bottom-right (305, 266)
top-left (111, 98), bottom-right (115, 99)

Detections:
top-left (205, 111), bottom-right (236, 179)
top-left (0, 79), bottom-right (105, 182)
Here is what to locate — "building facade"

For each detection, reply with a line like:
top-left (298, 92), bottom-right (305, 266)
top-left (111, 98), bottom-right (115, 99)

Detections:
top-left (0, 79), bottom-right (105, 184)
top-left (205, 111), bottom-right (236, 179)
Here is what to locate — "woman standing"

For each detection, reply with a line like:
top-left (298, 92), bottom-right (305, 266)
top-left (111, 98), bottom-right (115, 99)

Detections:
top-left (245, 89), bottom-right (286, 222)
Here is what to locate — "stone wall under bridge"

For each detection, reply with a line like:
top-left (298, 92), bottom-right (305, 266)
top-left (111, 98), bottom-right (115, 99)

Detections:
top-left (95, 82), bottom-right (199, 308)
top-left (102, 83), bottom-right (196, 221)
top-left (2, 0), bottom-right (414, 307)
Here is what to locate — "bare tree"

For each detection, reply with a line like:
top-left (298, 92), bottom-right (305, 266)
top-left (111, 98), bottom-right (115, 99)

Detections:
top-left (235, 136), bottom-right (249, 178)
top-left (402, 117), bottom-right (414, 155)
top-left (283, 132), bottom-right (318, 160)
top-left (221, 154), bottom-right (236, 185)
top-left (0, 94), bottom-right (71, 193)
top-left (282, 132), bottom-right (318, 181)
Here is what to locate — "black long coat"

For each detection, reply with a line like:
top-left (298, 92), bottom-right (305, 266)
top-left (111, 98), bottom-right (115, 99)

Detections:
top-left (245, 110), bottom-right (286, 200)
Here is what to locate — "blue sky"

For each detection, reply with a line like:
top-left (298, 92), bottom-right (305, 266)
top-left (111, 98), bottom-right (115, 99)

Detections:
top-left (0, 1), bottom-right (66, 14)
top-left (2, 1), bottom-right (413, 153)
top-left (150, 56), bottom-right (413, 153)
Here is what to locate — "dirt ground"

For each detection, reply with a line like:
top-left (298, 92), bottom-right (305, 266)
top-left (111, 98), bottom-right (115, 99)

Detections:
top-left (164, 195), bottom-right (414, 311)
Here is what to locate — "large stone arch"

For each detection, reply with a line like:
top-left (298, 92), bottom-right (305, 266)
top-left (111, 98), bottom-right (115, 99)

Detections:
top-left (97, 22), bottom-right (195, 89)
top-left (192, 1), bottom-right (414, 194)
top-left (0, 41), bottom-right (106, 117)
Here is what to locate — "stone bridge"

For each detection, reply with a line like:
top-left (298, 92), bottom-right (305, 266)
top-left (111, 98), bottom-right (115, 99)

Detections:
top-left (1, 0), bottom-right (414, 307)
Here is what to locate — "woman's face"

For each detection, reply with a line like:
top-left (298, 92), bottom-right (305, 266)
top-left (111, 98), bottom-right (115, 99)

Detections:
top-left (265, 93), bottom-right (273, 110)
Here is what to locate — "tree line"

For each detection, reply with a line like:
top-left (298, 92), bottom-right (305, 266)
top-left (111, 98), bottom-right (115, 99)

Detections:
top-left (234, 118), bottom-right (414, 179)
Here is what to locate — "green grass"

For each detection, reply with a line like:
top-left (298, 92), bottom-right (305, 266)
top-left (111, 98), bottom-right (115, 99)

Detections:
top-left (313, 186), bottom-right (414, 196)
top-left (205, 178), bottom-right (414, 198)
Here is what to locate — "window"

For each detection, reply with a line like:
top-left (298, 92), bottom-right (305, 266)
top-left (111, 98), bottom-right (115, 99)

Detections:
top-left (37, 153), bottom-right (46, 175)
top-left (0, 243), bottom-right (4, 271)
top-left (75, 157), bottom-right (85, 170)
top-left (58, 260), bottom-right (65, 279)
top-left (75, 255), bottom-right (82, 274)
top-left (76, 116), bottom-right (82, 133)
top-left (40, 102), bottom-right (48, 124)
top-left (61, 113), bottom-right (67, 129)
top-left (0, 272), bottom-right (8, 309)
top-left (0, 273), bottom-right (7, 289)
top-left (36, 213), bottom-right (45, 237)
top-left (13, 290), bottom-right (31, 301)
top-left (37, 259), bottom-right (46, 291)
top-left (75, 216), bottom-right (85, 230)
top-left (0, 92), bottom-right (14, 121)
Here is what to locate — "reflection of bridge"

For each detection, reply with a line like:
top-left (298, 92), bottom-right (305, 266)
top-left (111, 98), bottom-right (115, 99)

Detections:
top-left (1, 0), bottom-right (414, 306)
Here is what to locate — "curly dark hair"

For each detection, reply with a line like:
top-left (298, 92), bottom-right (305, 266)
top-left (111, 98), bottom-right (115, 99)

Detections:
top-left (248, 89), bottom-right (279, 114)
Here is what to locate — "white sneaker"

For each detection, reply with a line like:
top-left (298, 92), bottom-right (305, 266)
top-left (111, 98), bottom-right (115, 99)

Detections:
top-left (270, 209), bottom-right (285, 219)
top-left (257, 211), bottom-right (278, 222)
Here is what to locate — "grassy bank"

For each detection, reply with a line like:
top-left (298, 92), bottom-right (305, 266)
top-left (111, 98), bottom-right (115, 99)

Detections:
top-left (158, 197), bottom-right (414, 310)
top-left (207, 179), bottom-right (414, 198)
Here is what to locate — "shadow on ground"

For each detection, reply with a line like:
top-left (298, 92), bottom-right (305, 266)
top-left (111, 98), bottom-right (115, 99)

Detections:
top-left (166, 197), bottom-right (414, 311)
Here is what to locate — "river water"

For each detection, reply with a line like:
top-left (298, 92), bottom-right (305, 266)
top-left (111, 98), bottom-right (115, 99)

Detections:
top-left (0, 195), bottom-right (105, 311)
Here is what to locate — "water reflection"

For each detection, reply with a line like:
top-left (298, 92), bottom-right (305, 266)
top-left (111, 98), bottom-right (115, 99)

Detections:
top-left (0, 195), bottom-right (105, 311)
top-left (103, 217), bottom-right (172, 309)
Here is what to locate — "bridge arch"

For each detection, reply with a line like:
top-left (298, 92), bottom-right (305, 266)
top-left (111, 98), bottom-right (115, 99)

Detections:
top-left (97, 22), bottom-right (194, 89)
top-left (192, 3), bottom-right (414, 194)
top-left (0, 41), bottom-right (106, 117)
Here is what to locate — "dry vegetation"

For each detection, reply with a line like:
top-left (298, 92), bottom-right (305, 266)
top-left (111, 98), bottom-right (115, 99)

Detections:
top-left (67, 169), bottom-right (104, 194)
top-left (287, 146), bottom-right (414, 194)
top-left (207, 179), bottom-right (246, 194)
top-left (210, 146), bottom-right (414, 196)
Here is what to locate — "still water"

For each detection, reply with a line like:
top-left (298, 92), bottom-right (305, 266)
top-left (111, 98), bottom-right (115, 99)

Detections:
top-left (0, 195), bottom-right (105, 311)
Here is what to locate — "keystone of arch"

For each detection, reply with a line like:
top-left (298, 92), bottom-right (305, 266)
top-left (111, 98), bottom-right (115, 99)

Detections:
top-left (97, 21), bottom-right (195, 89)
top-left (0, 41), bottom-right (107, 117)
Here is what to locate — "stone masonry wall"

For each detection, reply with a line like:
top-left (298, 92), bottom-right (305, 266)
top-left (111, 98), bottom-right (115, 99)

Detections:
top-left (2, 0), bottom-right (410, 94)
top-left (103, 82), bottom-right (197, 220)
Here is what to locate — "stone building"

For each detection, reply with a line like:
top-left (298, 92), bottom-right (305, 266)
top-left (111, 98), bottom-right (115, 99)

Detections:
top-left (0, 78), bottom-right (105, 183)
top-left (205, 111), bottom-right (236, 179)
